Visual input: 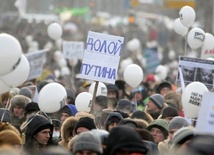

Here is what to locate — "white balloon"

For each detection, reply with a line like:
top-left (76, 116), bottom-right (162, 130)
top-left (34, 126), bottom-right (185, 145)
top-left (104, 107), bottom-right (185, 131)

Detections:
top-left (47, 23), bottom-right (63, 40)
top-left (173, 18), bottom-right (188, 36)
top-left (75, 92), bottom-right (92, 112)
top-left (126, 38), bottom-right (141, 52)
top-left (89, 82), bottom-right (107, 96)
top-left (38, 83), bottom-right (67, 113)
top-left (0, 80), bottom-right (10, 95)
top-left (203, 33), bottom-right (214, 50)
top-left (155, 65), bottom-right (168, 81)
top-left (181, 81), bottom-right (209, 118)
top-left (0, 55), bottom-right (30, 87)
top-left (123, 64), bottom-right (143, 88)
top-left (187, 28), bottom-right (205, 49)
top-left (179, 6), bottom-right (196, 28)
top-left (61, 66), bottom-right (70, 76)
top-left (0, 33), bottom-right (22, 75)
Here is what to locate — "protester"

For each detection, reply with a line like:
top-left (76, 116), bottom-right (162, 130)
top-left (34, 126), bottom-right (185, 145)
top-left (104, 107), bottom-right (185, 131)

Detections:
top-left (59, 104), bottom-right (78, 123)
top-left (160, 106), bottom-right (179, 122)
top-left (24, 114), bottom-right (55, 154)
top-left (73, 131), bottom-right (103, 155)
top-left (156, 81), bottom-right (172, 96)
top-left (107, 97), bottom-right (117, 110)
top-left (147, 119), bottom-right (169, 144)
top-left (24, 102), bottom-right (40, 120)
top-left (116, 98), bottom-right (133, 114)
top-left (73, 117), bottom-right (96, 135)
top-left (104, 112), bottom-right (123, 131)
top-left (0, 108), bottom-right (12, 123)
top-left (106, 84), bottom-right (119, 100)
top-left (145, 94), bottom-right (167, 119)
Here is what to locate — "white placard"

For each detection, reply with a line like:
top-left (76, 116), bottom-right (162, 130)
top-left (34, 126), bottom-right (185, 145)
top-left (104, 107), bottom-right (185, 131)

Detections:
top-left (25, 49), bottom-right (48, 80)
top-left (196, 92), bottom-right (214, 135)
top-left (78, 31), bottom-right (124, 84)
top-left (201, 46), bottom-right (214, 59)
top-left (63, 41), bottom-right (84, 59)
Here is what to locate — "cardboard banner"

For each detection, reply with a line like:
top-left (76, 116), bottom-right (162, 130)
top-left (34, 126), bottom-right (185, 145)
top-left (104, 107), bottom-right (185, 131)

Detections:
top-left (176, 56), bottom-right (214, 90)
top-left (25, 49), bottom-right (48, 80)
top-left (78, 31), bottom-right (124, 84)
top-left (196, 92), bottom-right (214, 135)
top-left (63, 41), bottom-right (84, 60)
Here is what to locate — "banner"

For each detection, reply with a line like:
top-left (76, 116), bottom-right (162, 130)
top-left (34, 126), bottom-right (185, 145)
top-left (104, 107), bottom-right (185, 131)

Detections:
top-left (144, 47), bottom-right (159, 74)
top-left (79, 31), bottom-right (124, 84)
top-left (25, 49), bottom-right (48, 80)
top-left (176, 56), bottom-right (214, 90)
top-left (63, 41), bottom-right (84, 60)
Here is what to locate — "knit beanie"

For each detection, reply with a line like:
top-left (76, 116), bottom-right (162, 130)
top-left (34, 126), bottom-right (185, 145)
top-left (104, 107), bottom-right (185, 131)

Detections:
top-left (172, 127), bottom-right (195, 145)
top-left (105, 126), bottom-right (148, 155)
top-left (104, 112), bottom-right (123, 131)
top-left (149, 94), bottom-right (164, 109)
top-left (161, 107), bottom-right (179, 119)
top-left (24, 102), bottom-right (40, 116)
top-left (19, 87), bottom-right (33, 99)
top-left (0, 108), bottom-right (11, 123)
top-left (169, 116), bottom-right (189, 131)
top-left (60, 104), bottom-right (77, 116)
top-left (147, 119), bottom-right (169, 138)
top-left (0, 130), bottom-right (22, 146)
top-left (73, 131), bottom-right (102, 155)
top-left (74, 117), bottom-right (96, 134)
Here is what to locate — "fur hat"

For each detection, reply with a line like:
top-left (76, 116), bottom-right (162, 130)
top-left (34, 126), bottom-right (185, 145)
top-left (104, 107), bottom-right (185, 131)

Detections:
top-left (169, 116), bottom-right (189, 131)
top-left (74, 117), bottom-right (96, 134)
top-left (73, 131), bottom-right (102, 155)
top-left (0, 108), bottom-right (11, 123)
top-left (0, 130), bottom-right (22, 146)
top-left (147, 119), bottom-right (169, 139)
top-left (0, 122), bottom-right (20, 137)
top-left (131, 110), bottom-right (153, 123)
top-left (149, 94), bottom-right (165, 109)
top-left (105, 126), bottom-right (148, 155)
top-left (10, 95), bottom-right (31, 109)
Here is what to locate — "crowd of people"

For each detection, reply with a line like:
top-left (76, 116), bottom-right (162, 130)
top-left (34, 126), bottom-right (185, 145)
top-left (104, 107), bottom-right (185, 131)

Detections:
top-left (0, 77), bottom-right (213, 155)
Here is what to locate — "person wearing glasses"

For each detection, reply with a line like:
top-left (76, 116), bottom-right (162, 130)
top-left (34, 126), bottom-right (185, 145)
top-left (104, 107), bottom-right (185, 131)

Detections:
top-left (24, 114), bottom-right (55, 154)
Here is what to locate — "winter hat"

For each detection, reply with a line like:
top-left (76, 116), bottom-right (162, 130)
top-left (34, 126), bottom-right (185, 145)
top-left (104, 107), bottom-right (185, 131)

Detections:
top-left (104, 112), bottom-right (123, 131)
top-left (10, 95), bottom-right (31, 108)
top-left (90, 129), bottom-right (109, 145)
top-left (74, 117), bottom-right (96, 134)
top-left (106, 84), bottom-right (119, 99)
top-left (0, 130), bottom-right (22, 146)
top-left (19, 87), bottom-right (33, 99)
top-left (117, 99), bottom-right (133, 113)
top-left (118, 118), bottom-right (138, 128)
top-left (113, 110), bottom-right (129, 118)
top-left (182, 134), bottom-right (214, 155)
top-left (172, 127), bottom-right (195, 146)
top-left (161, 107), bottom-right (179, 119)
top-left (73, 131), bottom-right (102, 155)
top-left (60, 104), bottom-right (78, 116)
top-left (25, 114), bottom-right (53, 142)
top-left (147, 119), bottom-right (169, 138)
top-left (0, 108), bottom-right (11, 123)
top-left (105, 126), bottom-right (148, 155)
top-left (149, 94), bottom-right (165, 109)
top-left (24, 102), bottom-right (40, 116)
top-left (146, 74), bottom-right (155, 82)
top-left (169, 116), bottom-right (189, 131)
top-left (131, 110), bottom-right (153, 123)
top-left (115, 80), bottom-right (125, 90)
top-left (156, 81), bottom-right (172, 94)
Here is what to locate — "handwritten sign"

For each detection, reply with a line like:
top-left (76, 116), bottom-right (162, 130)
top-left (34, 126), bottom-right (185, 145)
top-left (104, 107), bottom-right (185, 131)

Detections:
top-left (25, 49), bottom-right (48, 80)
top-left (78, 31), bottom-right (124, 84)
top-left (196, 92), bottom-right (214, 135)
top-left (63, 41), bottom-right (84, 59)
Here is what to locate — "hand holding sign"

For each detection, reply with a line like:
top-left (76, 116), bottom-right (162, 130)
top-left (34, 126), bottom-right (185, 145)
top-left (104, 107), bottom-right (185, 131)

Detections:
top-left (123, 64), bottom-right (143, 88)
top-left (38, 82), bottom-right (67, 113)
top-left (181, 81), bottom-right (209, 118)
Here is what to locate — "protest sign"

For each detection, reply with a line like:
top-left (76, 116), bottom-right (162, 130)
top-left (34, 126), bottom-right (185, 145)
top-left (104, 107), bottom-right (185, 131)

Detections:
top-left (79, 31), bottom-right (124, 84)
top-left (144, 47), bottom-right (159, 74)
top-left (25, 49), bottom-right (48, 80)
top-left (176, 56), bottom-right (214, 89)
top-left (201, 46), bottom-right (214, 59)
top-left (196, 92), bottom-right (214, 135)
top-left (63, 41), bottom-right (84, 59)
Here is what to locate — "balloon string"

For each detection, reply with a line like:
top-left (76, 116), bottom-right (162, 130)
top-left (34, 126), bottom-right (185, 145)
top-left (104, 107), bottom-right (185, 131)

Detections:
top-left (184, 28), bottom-right (189, 56)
